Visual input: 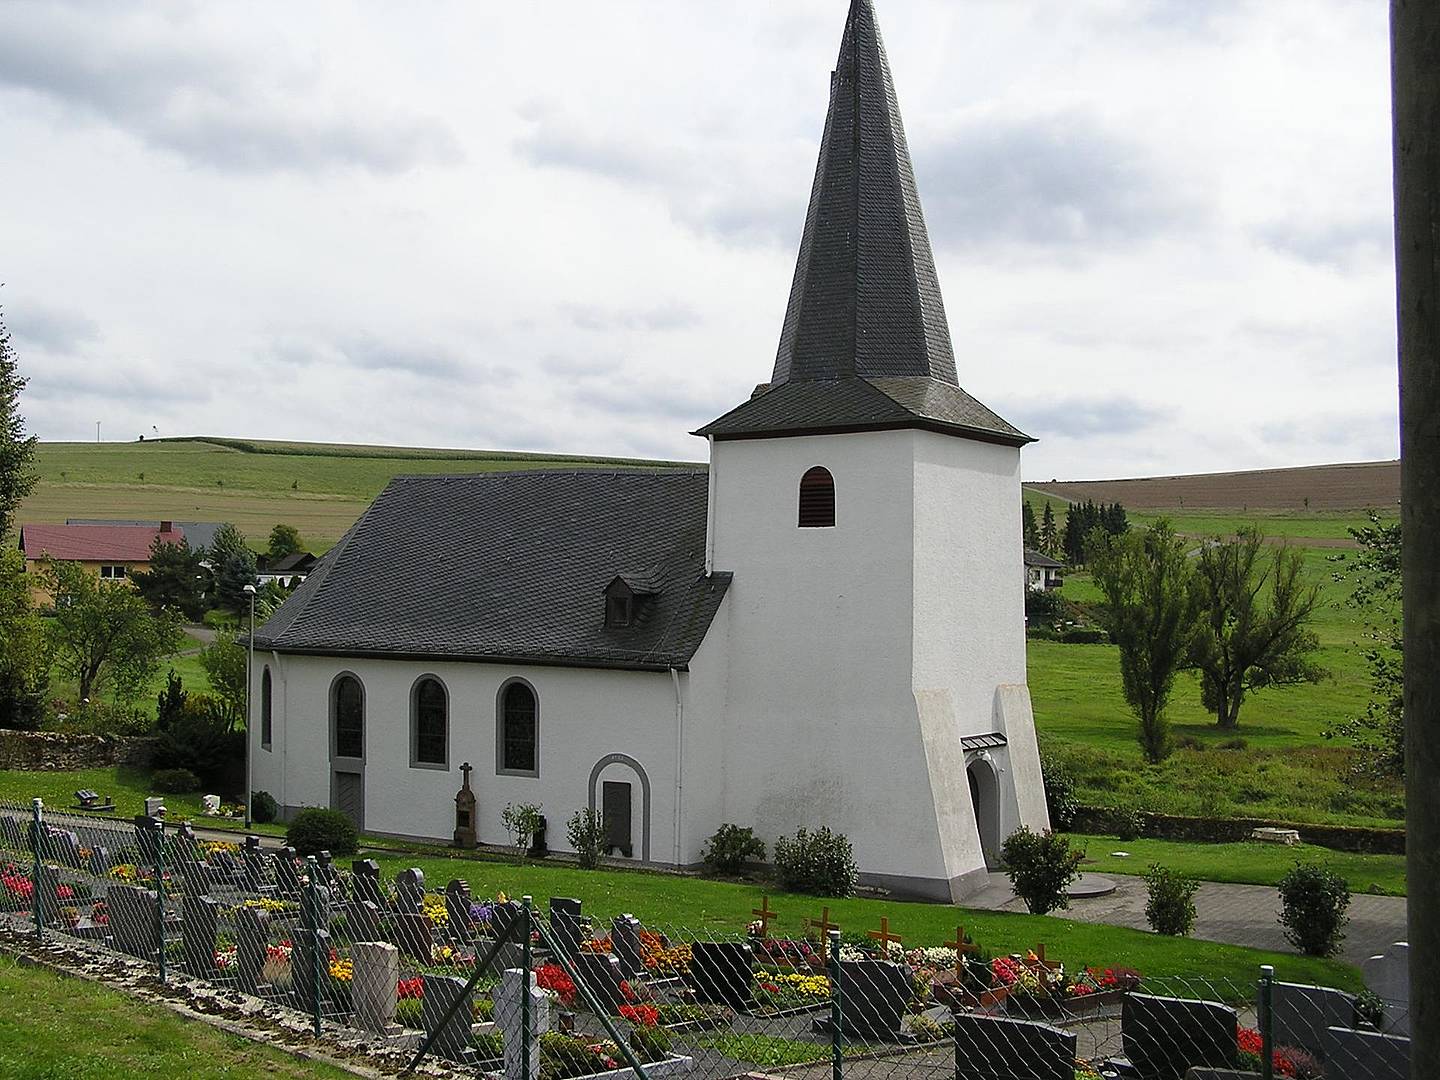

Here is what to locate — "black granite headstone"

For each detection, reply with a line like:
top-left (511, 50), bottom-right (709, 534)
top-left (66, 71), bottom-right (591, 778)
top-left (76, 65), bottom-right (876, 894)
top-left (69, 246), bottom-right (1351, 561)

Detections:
top-left (611, 914), bottom-right (643, 978)
top-left (445, 879), bottom-right (474, 943)
top-left (421, 974), bottom-right (477, 1061)
top-left (273, 848), bottom-right (300, 894)
top-left (573, 951), bottom-right (627, 1009)
top-left (689, 941), bottom-right (754, 1010)
top-left (1121, 993), bottom-right (1238, 1080)
top-left (952, 1013), bottom-right (1077, 1080)
top-left (549, 897), bottom-right (584, 957)
top-left (351, 859), bottom-right (383, 906)
top-left (87, 845), bottom-right (111, 877)
top-left (292, 927), bottom-right (333, 1014)
top-left (350, 899), bottom-right (384, 944)
top-left (109, 884), bottom-right (160, 960)
top-left (181, 894), bottom-right (219, 975)
top-left (835, 959), bottom-right (909, 1038)
top-left (394, 868), bottom-right (425, 913)
top-left (235, 905), bottom-right (270, 993)
top-left (33, 864), bottom-right (60, 926)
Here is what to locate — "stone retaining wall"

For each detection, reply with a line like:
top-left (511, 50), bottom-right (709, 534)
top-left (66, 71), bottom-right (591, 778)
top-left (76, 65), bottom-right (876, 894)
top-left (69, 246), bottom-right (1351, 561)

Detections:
top-left (1072, 805), bottom-right (1405, 854)
top-left (0, 730), bottom-right (158, 771)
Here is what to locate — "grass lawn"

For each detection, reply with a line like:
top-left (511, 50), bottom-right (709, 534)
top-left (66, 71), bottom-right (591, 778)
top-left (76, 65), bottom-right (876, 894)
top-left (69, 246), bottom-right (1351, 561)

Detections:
top-left (1064, 834), bottom-right (1407, 896)
top-left (0, 953), bottom-right (355, 1079)
top-left (358, 847), bottom-right (1362, 992)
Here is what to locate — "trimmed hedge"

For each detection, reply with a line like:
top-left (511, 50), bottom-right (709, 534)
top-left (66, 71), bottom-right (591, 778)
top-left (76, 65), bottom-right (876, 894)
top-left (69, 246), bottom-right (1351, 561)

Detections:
top-left (1070, 805), bottom-right (1405, 855)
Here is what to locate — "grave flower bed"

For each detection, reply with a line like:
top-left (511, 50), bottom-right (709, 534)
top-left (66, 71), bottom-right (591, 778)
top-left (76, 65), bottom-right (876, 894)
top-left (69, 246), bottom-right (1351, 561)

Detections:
top-left (654, 1003), bottom-right (733, 1032)
top-left (536, 962), bottom-right (578, 1006)
top-left (752, 972), bottom-right (831, 1014)
top-left (1237, 1026), bottom-right (1322, 1078)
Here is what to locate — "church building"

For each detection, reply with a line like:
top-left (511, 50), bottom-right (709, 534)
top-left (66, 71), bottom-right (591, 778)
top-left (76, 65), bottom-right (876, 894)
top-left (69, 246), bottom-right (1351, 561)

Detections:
top-left (250, 0), bottom-right (1049, 902)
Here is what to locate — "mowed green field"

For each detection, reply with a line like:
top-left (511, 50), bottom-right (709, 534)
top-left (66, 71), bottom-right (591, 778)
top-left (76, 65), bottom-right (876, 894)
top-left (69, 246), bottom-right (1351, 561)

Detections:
top-left (22, 438), bottom-right (698, 551)
top-left (1026, 503), bottom-right (1404, 828)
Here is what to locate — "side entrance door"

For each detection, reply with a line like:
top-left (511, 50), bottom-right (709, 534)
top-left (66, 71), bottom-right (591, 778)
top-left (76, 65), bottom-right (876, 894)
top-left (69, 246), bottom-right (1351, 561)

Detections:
top-left (602, 781), bottom-right (633, 857)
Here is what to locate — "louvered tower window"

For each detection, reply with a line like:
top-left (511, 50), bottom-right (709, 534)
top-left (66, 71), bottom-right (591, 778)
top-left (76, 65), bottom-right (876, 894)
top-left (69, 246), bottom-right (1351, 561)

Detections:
top-left (798, 466), bottom-right (836, 528)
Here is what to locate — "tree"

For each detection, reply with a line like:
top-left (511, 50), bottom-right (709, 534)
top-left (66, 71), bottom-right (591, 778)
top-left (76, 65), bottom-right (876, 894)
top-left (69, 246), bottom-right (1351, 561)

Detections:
top-left (1038, 502), bottom-right (1059, 558)
top-left (1326, 512), bottom-right (1403, 777)
top-left (0, 307), bottom-right (38, 540)
top-left (1088, 521), bottom-right (1197, 763)
top-left (1021, 501), bottom-right (1040, 550)
top-left (206, 523), bottom-right (257, 615)
top-left (131, 537), bottom-right (209, 620)
top-left (1187, 530), bottom-right (1326, 730)
top-left (198, 629), bottom-right (247, 727)
top-left (0, 548), bottom-right (48, 728)
top-left (44, 559), bottom-right (184, 703)
top-left (267, 524), bottom-right (302, 560)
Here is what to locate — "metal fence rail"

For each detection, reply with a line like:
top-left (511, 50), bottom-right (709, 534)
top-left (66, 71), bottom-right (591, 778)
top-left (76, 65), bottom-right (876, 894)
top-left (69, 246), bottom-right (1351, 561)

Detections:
top-left (0, 798), bottom-right (1411, 1080)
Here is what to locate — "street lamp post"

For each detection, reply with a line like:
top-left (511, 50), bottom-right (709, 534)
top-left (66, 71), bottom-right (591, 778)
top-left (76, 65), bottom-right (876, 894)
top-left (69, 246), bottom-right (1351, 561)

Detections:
top-left (243, 583), bottom-right (257, 830)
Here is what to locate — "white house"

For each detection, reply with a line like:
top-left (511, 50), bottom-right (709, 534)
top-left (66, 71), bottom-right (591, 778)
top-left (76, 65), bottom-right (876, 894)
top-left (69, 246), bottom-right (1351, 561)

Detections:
top-left (1024, 549), bottom-right (1065, 592)
top-left (249, 0), bottom-right (1049, 902)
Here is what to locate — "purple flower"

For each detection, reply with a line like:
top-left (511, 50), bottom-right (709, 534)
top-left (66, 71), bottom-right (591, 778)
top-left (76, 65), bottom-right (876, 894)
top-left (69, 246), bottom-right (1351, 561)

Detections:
top-left (470, 902), bottom-right (494, 924)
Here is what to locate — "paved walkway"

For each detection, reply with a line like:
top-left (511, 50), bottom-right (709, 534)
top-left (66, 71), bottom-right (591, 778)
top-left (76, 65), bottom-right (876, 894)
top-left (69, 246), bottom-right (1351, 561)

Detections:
top-left (964, 872), bottom-right (1407, 969)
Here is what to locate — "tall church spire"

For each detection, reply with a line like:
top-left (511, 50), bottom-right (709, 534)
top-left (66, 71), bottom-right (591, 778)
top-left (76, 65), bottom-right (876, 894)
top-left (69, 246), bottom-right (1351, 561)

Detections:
top-left (773, 0), bottom-right (957, 386)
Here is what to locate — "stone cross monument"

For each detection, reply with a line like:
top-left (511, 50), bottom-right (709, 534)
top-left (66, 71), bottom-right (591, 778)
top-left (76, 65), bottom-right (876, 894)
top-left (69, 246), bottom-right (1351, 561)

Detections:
top-left (454, 762), bottom-right (477, 848)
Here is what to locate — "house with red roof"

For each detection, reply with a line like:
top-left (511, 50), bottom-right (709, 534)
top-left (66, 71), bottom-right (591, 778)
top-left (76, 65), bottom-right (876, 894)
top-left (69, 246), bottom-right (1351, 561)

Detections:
top-left (18, 522), bottom-right (185, 602)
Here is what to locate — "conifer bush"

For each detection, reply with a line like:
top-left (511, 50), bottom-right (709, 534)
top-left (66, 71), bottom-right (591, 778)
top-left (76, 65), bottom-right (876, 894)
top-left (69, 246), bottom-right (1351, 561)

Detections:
top-left (1278, 862), bottom-right (1351, 957)
top-left (773, 826), bottom-right (857, 897)
top-left (287, 807), bottom-right (358, 857)
top-left (703, 824), bottom-right (766, 876)
top-left (1001, 827), bottom-right (1083, 915)
top-left (1144, 863), bottom-right (1199, 936)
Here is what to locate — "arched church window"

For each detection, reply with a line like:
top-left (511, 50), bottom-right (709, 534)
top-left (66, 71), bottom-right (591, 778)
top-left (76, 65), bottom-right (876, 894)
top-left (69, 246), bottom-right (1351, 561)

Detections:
top-left (411, 676), bottom-right (448, 767)
top-left (798, 466), bottom-right (836, 528)
top-left (497, 679), bottom-right (539, 777)
top-left (332, 674), bottom-right (364, 760)
top-left (260, 666), bottom-right (273, 749)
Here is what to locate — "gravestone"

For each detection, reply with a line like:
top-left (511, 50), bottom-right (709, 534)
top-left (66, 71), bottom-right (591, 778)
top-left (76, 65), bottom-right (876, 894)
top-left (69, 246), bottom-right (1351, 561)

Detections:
top-left (273, 848), bottom-right (300, 894)
top-left (33, 864), bottom-right (60, 926)
top-left (951, 1013), bottom-right (1077, 1080)
top-left (182, 895), bottom-right (220, 975)
top-left (453, 762), bottom-right (477, 849)
top-left (1363, 942), bottom-right (1410, 1035)
top-left (350, 899), bottom-right (384, 945)
top-left (210, 850), bottom-right (243, 886)
top-left (292, 928), bottom-right (333, 1014)
top-left (352, 941), bottom-right (400, 1035)
top-left (1269, 982), bottom-right (1356, 1059)
top-left (181, 859), bottom-right (210, 897)
top-left (421, 974), bottom-right (477, 1062)
top-left (831, 960), bottom-right (909, 1038)
top-left (549, 898), bottom-right (584, 958)
top-left (87, 845), bottom-right (111, 877)
top-left (487, 899), bottom-right (527, 971)
top-left (573, 951), bottom-right (627, 1009)
top-left (173, 822), bottom-right (199, 862)
top-left (1323, 1025), bottom-right (1409, 1080)
top-left (235, 905), bottom-right (270, 993)
top-left (133, 817), bottom-right (162, 868)
top-left (352, 859), bottom-right (383, 907)
top-left (0, 814), bottom-right (23, 852)
top-left (689, 941), bottom-right (754, 1010)
top-left (395, 912), bottom-right (434, 963)
top-left (48, 829), bottom-right (82, 868)
top-left (494, 968), bottom-right (551, 1080)
top-left (315, 850), bottom-right (339, 893)
top-left (394, 868), bottom-right (425, 913)
top-left (1122, 994), bottom-right (1238, 1080)
top-left (109, 885), bottom-right (161, 960)
top-left (446, 880), bottom-right (474, 943)
top-left (611, 914), bottom-right (643, 978)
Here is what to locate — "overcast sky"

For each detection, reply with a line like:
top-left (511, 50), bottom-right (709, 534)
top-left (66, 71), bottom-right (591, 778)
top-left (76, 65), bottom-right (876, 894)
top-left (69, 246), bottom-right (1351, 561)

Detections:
top-left (0, 0), bottom-right (1398, 479)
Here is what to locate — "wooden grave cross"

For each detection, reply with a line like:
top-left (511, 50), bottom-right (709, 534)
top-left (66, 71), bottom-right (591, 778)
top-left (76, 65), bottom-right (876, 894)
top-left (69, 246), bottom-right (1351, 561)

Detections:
top-left (751, 895), bottom-right (778, 939)
top-left (808, 906), bottom-right (839, 939)
top-left (943, 925), bottom-right (979, 976)
top-left (867, 916), bottom-right (903, 955)
top-left (1027, 943), bottom-right (1062, 989)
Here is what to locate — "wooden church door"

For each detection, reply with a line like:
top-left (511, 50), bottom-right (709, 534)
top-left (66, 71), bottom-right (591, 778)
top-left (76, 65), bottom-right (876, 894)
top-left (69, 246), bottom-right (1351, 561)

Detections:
top-left (602, 781), bottom-right (633, 857)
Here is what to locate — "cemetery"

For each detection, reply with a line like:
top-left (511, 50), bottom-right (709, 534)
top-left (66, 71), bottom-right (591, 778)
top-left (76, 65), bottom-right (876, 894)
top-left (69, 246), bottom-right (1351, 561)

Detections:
top-left (0, 799), bottom-right (1415, 1079)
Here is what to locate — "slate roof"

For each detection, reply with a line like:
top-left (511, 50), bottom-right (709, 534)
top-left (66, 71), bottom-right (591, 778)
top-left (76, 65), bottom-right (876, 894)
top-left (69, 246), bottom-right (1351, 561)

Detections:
top-left (1023, 549), bottom-right (1064, 569)
top-left (252, 471), bottom-right (731, 672)
top-left (20, 523), bottom-right (185, 562)
top-left (695, 0), bottom-right (1029, 447)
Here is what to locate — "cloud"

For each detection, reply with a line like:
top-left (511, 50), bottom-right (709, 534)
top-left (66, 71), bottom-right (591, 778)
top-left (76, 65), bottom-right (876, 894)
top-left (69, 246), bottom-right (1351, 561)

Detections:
top-left (0, 3), bottom-right (459, 174)
top-left (514, 123), bottom-right (680, 185)
top-left (267, 335), bottom-right (515, 384)
top-left (917, 111), bottom-right (1198, 251)
top-left (1009, 395), bottom-right (1171, 439)
top-left (5, 303), bottom-right (100, 354)
top-left (1260, 411), bottom-right (1398, 452)
top-left (561, 302), bottom-right (701, 333)
top-left (1253, 217), bottom-right (1393, 270)
top-left (26, 361), bottom-right (211, 406)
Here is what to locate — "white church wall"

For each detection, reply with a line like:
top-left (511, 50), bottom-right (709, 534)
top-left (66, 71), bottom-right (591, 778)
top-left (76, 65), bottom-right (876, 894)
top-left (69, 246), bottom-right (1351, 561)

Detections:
top-left (676, 600), bottom-right (731, 864)
top-left (248, 654), bottom-right (681, 858)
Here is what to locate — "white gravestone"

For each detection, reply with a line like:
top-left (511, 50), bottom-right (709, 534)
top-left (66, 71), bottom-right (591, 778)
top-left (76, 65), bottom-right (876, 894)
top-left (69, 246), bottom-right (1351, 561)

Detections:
top-left (202, 794), bottom-right (221, 814)
top-left (493, 968), bottom-right (550, 1080)
top-left (352, 941), bottom-right (400, 1035)
top-left (1362, 941), bottom-right (1410, 1035)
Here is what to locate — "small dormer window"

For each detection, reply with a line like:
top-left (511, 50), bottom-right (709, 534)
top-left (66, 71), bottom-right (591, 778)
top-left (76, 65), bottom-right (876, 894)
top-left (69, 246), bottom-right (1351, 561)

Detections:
top-left (606, 593), bottom-right (633, 628)
top-left (798, 466), bottom-right (836, 528)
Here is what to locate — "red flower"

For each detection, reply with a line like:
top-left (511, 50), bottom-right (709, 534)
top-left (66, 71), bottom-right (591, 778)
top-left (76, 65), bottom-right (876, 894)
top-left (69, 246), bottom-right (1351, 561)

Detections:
top-left (535, 963), bottom-right (577, 1006)
top-left (619, 1004), bottom-right (659, 1027)
top-left (398, 977), bottom-right (424, 999)
top-left (1237, 1027), bottom-right (1264, 1055)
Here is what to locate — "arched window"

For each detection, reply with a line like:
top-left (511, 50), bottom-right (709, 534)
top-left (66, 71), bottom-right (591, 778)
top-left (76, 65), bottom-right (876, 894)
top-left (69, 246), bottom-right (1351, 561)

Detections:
top-left (411, 676), bottom-right (448, 768)
top-left (260, 667), bottom-right (273, 750)
top-left (332, 674), bottom-right (364, 760)
top-left (798, 466), bottom-right (836, 528)
top-left (497, 680), bottom-right (538, 777)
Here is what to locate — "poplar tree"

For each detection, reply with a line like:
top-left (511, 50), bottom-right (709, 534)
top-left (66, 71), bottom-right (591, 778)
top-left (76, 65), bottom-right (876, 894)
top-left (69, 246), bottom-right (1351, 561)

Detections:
top-left (0, 307), bottom-right (38, 539)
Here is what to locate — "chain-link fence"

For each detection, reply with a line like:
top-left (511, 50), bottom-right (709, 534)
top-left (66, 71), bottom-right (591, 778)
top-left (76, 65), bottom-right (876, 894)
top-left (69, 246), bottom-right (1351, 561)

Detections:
top-left (0, 797), bottom-right (1411, 1079)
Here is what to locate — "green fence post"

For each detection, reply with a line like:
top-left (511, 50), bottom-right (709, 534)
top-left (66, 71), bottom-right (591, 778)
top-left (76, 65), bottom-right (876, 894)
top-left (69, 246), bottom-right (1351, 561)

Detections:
top-left (154, 817), bottom-right (166, 983)
top-left (1258, 964), bottom-right (1274, 1080)
top-left (522, 895), bottom-right (533, 1080)
top-left (306, 856), bottom-right (323, 1037)
top-left (828, 928), bottom-right (842, 1080)
top-left (30, 799), bottom-right (43, 943)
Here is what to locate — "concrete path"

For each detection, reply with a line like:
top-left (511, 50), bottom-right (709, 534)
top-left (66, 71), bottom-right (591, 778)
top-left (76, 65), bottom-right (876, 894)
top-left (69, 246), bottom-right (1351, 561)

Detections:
top-left (964, 872), bottom-right (1406, 969)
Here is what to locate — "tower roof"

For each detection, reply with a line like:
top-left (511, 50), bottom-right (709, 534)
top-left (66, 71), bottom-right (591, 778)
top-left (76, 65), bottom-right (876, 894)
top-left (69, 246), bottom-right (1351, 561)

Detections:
top-left (696, 0), bottom-right (1030, 446)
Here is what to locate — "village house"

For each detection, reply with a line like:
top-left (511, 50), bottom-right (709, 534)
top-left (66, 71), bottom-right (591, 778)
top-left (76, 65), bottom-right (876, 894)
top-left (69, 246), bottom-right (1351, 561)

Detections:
top-left (1024, 549), bottom-right (1064, 592)
top-left (249, 0), bottom-right (1049, 901)
top-left (17, 521), bottom-right (185, 603)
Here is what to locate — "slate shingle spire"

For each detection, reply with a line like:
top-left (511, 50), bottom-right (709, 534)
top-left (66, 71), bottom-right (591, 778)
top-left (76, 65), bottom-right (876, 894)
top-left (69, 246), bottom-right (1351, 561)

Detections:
top-left (774, 0), bottom-right (957, 386)
top-left (697, 0), bottom-right (1030, 447)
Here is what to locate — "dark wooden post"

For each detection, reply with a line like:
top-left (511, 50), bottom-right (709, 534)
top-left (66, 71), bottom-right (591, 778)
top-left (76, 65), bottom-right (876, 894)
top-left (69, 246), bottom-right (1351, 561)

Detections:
top-left (1392, 2), bottom-right (1440, 1073)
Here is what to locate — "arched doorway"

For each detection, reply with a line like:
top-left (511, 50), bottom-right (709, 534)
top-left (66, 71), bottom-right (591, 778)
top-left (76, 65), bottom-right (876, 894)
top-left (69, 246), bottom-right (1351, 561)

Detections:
top-left (967, 757), bottom-right (1001, 869)
top-left (587, 754), bottom-right (652, 862)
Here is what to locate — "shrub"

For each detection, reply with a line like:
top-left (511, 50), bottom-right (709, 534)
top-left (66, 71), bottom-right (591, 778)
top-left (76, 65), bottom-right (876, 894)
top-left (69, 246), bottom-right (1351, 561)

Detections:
top-left (1355, 989), bottom-right (1385, 1029)
top-left (151, 767), bottom-right (200, 794)
top-left (1216, 737), bottom-right (1248, 751)
top-left (1058, 627), bottom-right (1107, 644)
top-left (629, 1024), bottom-right (673, 1063)
top-left (1112, 808), bottom-right (1146, 841)
top-left (501, 802), bottom-right (544, 860)
top-left (1277, 862), bottom-right (1351, 957)
top-left (566, 809), bottom-right (605, 870)
top-left (1143, 864), bottom-right (1199, 936)
top-left (251, 790), bottom-right (279, 825)
top-left (773, 826), bottom-right (857, 897)
top-left (152, 696), bottom-right (244, 793)
top-left (1000, 827), bottom-right (1083, 915)
top-left (1038, 755), bottom-right (1079, 831)
top-left (1024, 589), bottom-right (1062, 619)
top-left (155, 670), bottom-right (187, 732)
top-left (287, 807), bottom-right (359, 857)
top-left (703, 824), bottom-right (766, 876)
